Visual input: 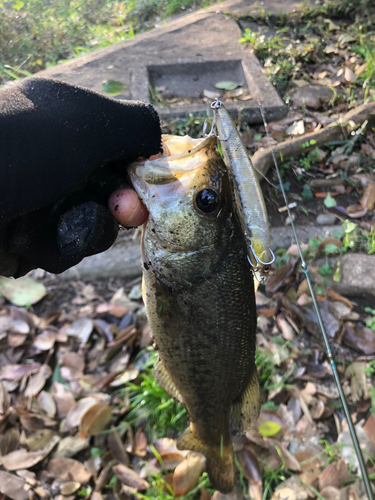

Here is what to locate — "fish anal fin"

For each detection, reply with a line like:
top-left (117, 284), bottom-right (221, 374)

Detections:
top-left (177, 425), bottom-right (234, 494)
top-left (153, 357), bottom-right (183, 403)
top-left (230, 368), bottom-right (260, 434)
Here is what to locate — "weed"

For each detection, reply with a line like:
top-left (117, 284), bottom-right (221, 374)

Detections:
top-left (123, 368), bottom-right (188, 441)
top-left (0, 0), bottom-right (213, 83)
top-left (364, 307), bottom-right (375, 333)
top-left (137, 472), bottom-right (213, 499)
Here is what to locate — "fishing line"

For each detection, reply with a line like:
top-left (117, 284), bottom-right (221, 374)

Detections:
top-left (257, 100), bottom-right (374, 500)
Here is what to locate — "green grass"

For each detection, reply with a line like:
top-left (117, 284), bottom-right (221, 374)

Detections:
top-left (137, 472), bottom-right (213, 499)
top-left (122, 368), bottom-right (188, 441)
top-left (0, 0), bottom-right (214, 84)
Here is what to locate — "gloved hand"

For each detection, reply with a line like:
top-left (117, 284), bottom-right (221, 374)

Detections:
top-left (0, 77), bottom-right (162, 278)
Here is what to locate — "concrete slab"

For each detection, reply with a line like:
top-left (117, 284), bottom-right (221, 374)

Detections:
top-left (58, 224), bottom-right (341, 281)
top-left (35, 0), bottom-right (297, 123)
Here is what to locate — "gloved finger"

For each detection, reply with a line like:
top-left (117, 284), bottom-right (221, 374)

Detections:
top-left (109, 188), bottom-right (148, 227)
top-left (8, 201), bottom-right (118, 276)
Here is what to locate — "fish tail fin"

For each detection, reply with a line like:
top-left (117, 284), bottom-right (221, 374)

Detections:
top-left (177, 425), bottom-right (234, 494)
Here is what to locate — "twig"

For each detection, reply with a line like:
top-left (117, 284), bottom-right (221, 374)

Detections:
top-left (252, 102), bottom-right (375, 178)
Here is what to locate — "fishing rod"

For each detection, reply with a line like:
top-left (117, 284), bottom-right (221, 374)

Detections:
top-left (256, 101), bottom-right (374, 500)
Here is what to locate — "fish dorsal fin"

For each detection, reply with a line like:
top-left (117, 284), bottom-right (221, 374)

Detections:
top-left (230, 368), bottom-right (260, 433)
top-left (154, 357), bottom-right (183, 403)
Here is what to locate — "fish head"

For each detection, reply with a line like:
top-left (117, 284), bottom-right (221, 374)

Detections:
top-left (128, 134), bottom-right (234, 287)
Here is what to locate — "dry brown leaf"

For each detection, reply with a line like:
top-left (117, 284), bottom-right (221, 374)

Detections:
top-left (319, 459), bottom-right (348, 490)
top-left (37, 390), bottom-right (56, 418)
top-left (25, 428), bottom-right (55, 451)
top-left (60, 481), bottom-right (81, 495)
top-left (276, 314), bottom-right (294, 341)
top-left (79, 402), bottom-right (113, 437)
top-left (62, 397), bottom-right (97, 432)
top-left (0, 471), bottom-right (29, 500)
top-left (0, 363), bottom-right (41, 382)
top-left (134, 427), bottom-right (148, 457)
top-left (326, 289), bottom-right (353, 309)
top-left (360, 182), bottom-right (375, 210)
top-left (24, 364), bottom-right (52, 397)
top-left (47, 457), bottom-right (92, 484)
top-left (52, 436), bottom-right (90, 458)
top-left (33, 330), bottom-right (56, 351)
top-left (320, 486), bottom-right (340, 500)
top-left (344, 67), bottom-right (357, 83)
top-left (14, 406), bottom-right (56, 431)
top-left (0, 382), bottom-right (11, 415)
top-left (363, 414), bottom-right (375, 449)
top-left (342, 324), bottom-right (375, 355)
top-left (345, 362), bottom-right (370, 402)
top-left (108, 431), bottom-right (130, 465)
top-left (112, 463), bottom-right (149, 490)
top-left (173, 453), bottom-right (206, 497)
top-left (60, 352), bottom-right (85, 381)
top-left (66, 317), bottom-right (93, 346)
top-left (346, 204), bottom-right (368, 218)
top-left (355, 63), bottom-right (367, 75)
top-left (236, 446), bottom-right (262, 487)
top-left (0, 435), bottom-right (59, 470)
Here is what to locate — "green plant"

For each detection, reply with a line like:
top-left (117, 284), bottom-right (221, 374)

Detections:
top-left (124, 369), bottom-right (188, 440)
top-left (137, 472), bottom-right (213, 499)
top-left (365, 307), bottom-right (375, 332)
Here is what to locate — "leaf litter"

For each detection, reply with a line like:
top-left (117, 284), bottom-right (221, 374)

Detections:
top-left (0, 230), bottom-right (374, 500)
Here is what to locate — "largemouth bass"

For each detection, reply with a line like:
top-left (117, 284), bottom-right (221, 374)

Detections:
top-left (213, 100), bottom-right (274, 282)
top-left (129, 134), bottom-right (260, 493)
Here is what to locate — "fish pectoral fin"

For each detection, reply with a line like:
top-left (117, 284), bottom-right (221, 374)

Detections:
top-left (153, 357), bottom-right (183, 403)
top-left (230, 368), bottom-right (260, 433)
top-left (177, 426), bottom-right (234, 494)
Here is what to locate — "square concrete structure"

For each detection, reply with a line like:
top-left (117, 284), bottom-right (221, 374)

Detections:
top-left (37, 1), bottom-right (289, 123)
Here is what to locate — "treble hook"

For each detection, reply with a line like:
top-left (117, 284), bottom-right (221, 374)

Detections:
top-left (205, 99), bottom-right (230, 141)
top-left (247, 243), bottom-right (275, 273)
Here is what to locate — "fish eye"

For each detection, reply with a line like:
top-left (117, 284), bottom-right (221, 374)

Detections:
top-left (194, 188), bottom-right (220, 214)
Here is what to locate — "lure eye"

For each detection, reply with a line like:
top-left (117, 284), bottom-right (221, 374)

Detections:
top-left (195, 188), bottom-right (220, 214)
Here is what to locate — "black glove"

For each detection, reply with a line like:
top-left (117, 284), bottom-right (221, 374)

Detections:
top-left (0, 77), bottom-right (162, 278)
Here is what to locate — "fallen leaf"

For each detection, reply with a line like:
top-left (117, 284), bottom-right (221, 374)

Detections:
top-left (66, 317), bottom-right (93, 346)
top-left (24, 364), bottom-right (52, 397)
top-left (0, 277), bottom-right (46, 306)
top-left (33, 330), bottom-right (56, 351)
top-left (203, 89), bottom-right (221, 99)
top-left (215, 81), bottom-right (241, 91)
top-left (79, 402), bottom-right (113, 437)
top-left (62, 397), bottom-right (97, 432)
top-left (342, 324), bottom-right (375, 354)
top-left (363, 414), bottom-right (375, 449)
top-left (344, 67), bottom-right (357, 83)
top-left (360, 183), bottom-right (375, 210)
top-left (173, 453), bottom-right (206, 496)
top-left (346, 204), bottom-right (367, 218)
top-left (108, 430), bottom-right (130, 465)
top-left (112, 463), bottom-right (149, 490)
top-left (37, 390), bottom-right (56, 418)
top-left (0, 471), bottom-right (29, 500)
top-left (326, 289), bottom-right (353, 309)
top-left (236, 446), bottom-right (262, 488)
top-left (324, 193), bottom-right (337, 208)
top-left (60, 482), bottom-right (81, 495)
top-left (47, 457), bottom-right (92, 483)
top-left (52, 435), bottom-right (90, 458)
top-left (101, 79), bottom-right (126, 95)
top-left (276, 314), bottom-right (294, 341)
top-left (344, 362), bottom-right (370, 402)
top-left (266, 263), bottom-right (295, 294)
top-left (0, 435), bottom-right (60, 470)
top-left (286, 120), bottom-right (305, 136)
